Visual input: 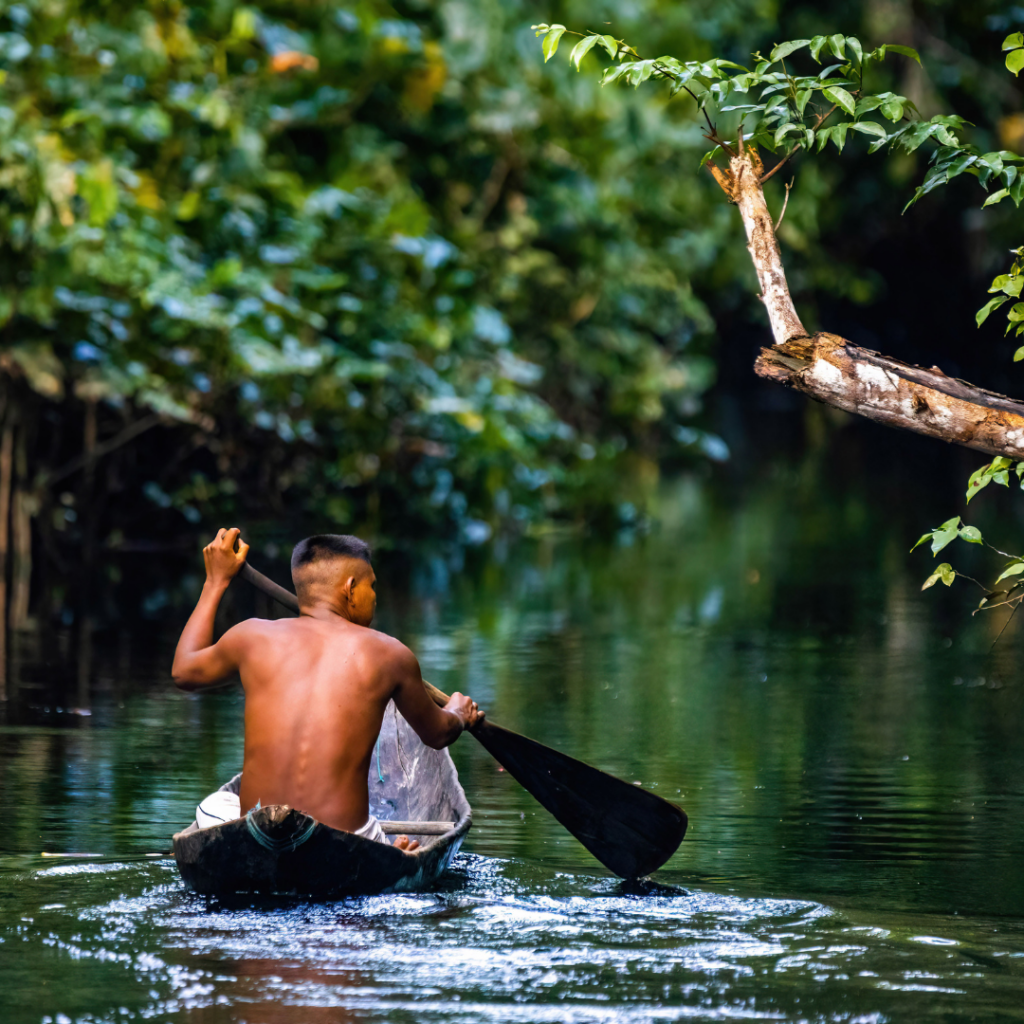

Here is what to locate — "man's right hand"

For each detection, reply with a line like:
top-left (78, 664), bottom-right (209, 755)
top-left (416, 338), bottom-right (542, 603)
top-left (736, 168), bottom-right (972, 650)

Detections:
top-left (203, 527), bottom-right (250, 587)
top-left (445, 692), bottom-right (485, 732)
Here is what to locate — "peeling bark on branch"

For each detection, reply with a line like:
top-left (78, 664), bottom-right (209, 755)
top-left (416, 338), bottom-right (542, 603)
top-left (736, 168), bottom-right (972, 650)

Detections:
top-left (755, 335), bottom-right (1024, 460)
top-left (707, 149), bottom-right (807, 344)
top-left (704, 145), bottom-right (1024, 460)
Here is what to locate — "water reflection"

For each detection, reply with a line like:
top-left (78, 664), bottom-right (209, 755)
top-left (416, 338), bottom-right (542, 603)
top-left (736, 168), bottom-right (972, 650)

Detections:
top-left (1, 471), bottom-right (1024, 1020)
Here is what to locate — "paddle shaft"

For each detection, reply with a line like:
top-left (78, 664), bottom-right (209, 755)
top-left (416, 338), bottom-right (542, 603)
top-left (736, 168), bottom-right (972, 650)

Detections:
top-left (237, 560), bottom-right (687, 878)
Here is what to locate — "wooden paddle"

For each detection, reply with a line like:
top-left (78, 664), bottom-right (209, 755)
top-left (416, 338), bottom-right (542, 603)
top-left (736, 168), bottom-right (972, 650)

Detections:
top-left (239, 561), bottom-right (688, 878)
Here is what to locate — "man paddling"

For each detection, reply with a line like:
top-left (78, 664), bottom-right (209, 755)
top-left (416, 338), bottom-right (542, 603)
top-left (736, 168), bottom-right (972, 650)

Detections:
top-left (171, 528), bottom-right (484, 851)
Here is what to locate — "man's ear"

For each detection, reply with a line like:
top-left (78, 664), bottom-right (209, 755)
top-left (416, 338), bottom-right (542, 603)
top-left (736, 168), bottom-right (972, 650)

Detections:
top-left (342, 575), bottom-right (356, 600)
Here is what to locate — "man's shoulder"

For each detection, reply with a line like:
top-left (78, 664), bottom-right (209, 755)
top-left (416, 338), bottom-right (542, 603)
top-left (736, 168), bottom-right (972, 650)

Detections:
top-left (223, 616), bottom-right (296, 642)
top-left (353, 627), bottom-right (416, 665)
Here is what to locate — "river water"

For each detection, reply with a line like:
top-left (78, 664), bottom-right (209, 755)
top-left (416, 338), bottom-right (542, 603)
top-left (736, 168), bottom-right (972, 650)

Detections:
top-left (2, 468), bottom-right (1024, 1022)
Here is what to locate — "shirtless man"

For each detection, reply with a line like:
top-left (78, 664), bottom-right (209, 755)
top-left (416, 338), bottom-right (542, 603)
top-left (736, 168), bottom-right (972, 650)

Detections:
top-left (171, 528), bottom-right (484, 851)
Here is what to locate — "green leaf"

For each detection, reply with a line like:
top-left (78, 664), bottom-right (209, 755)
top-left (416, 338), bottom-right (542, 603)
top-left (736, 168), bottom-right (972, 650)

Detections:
top-left (570, 34), bottom-right (600, 70)
top-left (959, 524), bottom-right (983, 544)
top-left (846, 36), bottom-right (863, 65)
top-left (850, 121), bottom-right (887, 139)
top-left (823, 86), bottom-right (856, 116)
top-left (796, 89), bottom-right (812, 115)
top-left (995, 561), bottom-right (1024, 583)
top-left (770, 39), bottom-right (811, 62)
top-left (983, 189), bottom-right (1010, 208)
top-left (1002, 32), bottom-right (1024, 51)
top-left (856, 95), bottom-right (885, 116)
top-left (910, 531), bottom-right (934, 553)
top-left (945, 152), bottom-right (977, 181)
top-left (773, 121), bottom-right (804, 147)
top-left (922, 563), bottom-right (955, 590)
top-left (976, 295), bottom-right (1010, 326)
top-left (828, 34), bottom-right (846, 60)
top-left (830, 123), bottom-right (848, 151)
top-left (1015, 346), bottom-right (1024, 362)
top-left (880, 96), bottom-right (904, 122)
top-left (809, 35), bottom-right (827, 63)
top-left (699, 147), bottom-right (722, 169)
top-left (930, 516), bottom-right (961, 555)
top-left (542, 25), bottom-right (566, 62)
top-left (1008, 49), bottom-right (1024, 76)
top-left (992, 274), bottom-right (1024, 297)
top-left (885, 44), bottom-right (921, 65)
top-left (597, 35), bottom-right (618, 59)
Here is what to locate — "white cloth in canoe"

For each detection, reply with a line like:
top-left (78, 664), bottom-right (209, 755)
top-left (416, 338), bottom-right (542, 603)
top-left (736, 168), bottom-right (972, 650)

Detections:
top-left (195, 790), bottom-right (388, 844)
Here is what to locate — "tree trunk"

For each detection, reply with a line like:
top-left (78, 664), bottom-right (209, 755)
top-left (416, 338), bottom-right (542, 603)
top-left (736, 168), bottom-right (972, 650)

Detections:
top-left (0, 408), bottom-right (12, 698)
top-left (708, 148), bottom-right (1024, 461)
top-left (10, 424), bottom-right (33, 631)
top-left (77, 400), bottom-right (97, 710)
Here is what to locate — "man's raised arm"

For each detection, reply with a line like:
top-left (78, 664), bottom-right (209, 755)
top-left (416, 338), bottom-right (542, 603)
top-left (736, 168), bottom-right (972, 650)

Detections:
top-left (171, 527), bottom-right (250, 690)
top-left (390, 644), bottom-right (484, 750)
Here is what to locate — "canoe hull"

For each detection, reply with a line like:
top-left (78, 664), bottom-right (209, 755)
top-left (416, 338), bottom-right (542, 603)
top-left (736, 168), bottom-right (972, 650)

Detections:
top-left (172, 702), bottom-right (472, 897)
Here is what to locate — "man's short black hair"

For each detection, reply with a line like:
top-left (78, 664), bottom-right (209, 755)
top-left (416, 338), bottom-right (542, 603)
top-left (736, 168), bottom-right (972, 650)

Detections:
top-left (291, 534), bottom-right (372, 575)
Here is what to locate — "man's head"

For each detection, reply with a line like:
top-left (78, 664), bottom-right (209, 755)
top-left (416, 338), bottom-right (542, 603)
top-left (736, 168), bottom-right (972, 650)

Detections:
top-left (291, 534), bottom-right (376, 625)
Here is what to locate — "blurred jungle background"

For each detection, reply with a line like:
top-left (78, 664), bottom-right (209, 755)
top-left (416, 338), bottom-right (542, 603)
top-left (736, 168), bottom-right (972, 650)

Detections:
top-left (1, 0), bottom-right (1024, 631)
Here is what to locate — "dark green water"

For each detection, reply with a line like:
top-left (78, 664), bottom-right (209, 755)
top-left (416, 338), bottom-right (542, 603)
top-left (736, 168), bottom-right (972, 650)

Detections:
top-left (2, 471), bottom-right (1024, 1022)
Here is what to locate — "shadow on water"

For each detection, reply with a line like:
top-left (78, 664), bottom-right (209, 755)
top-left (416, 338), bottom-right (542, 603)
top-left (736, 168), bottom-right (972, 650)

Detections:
top-left (2, 463), bottom-right (1024, 1020)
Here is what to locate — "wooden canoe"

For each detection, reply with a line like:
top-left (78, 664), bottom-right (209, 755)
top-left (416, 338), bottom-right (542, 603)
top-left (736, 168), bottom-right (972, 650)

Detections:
top-left (172, 702), bottom-right (472, 897)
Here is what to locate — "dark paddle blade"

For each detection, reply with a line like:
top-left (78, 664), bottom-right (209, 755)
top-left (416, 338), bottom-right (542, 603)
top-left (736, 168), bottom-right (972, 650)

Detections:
top-left (239, 560), bottom-right (688, 878)
top-left (473, 721), bottom-right (687, 879)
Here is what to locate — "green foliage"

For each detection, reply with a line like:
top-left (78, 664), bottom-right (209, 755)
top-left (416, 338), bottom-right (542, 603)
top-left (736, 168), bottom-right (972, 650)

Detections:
top-left (910, 516), bottom-right (983, 557)
top-left (965, 457), bottom-right (1024, 502)
top-left (1004, 32), bottom-right (1024, 75)
top-left (0, 0), bottom-right (730, 543)
top-left (533, 25), bottom-right (924, 170)
top-left (912, 457), bottom-right (1024, 610)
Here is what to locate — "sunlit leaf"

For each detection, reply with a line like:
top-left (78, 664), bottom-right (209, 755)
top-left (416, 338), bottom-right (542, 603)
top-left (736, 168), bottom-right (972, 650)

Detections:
top-left (770, 39), bottom-right (810, 62)
top-left (922, 563), bottom-right (955, 590)
top-left (884, 44), bottom-right (921, 65)
top-left (850, 121), bottom-right (886, 139)
top-left (976, 295), bottom-right (1010, 326)
top-left (822, 85), bottom-right (856, 116)
top-left (996, 561), bottom-right (1024, 583)
top-left (542, 25), bottom-right (566, 62)
top-left (930, 516), bottom-right (962, 554)
top-left (569, 34), bottom-right (600, 70)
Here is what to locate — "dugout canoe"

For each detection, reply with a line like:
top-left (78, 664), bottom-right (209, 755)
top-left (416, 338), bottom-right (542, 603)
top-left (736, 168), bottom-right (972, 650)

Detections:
top-left (172, 702), bottom-right (472, 897)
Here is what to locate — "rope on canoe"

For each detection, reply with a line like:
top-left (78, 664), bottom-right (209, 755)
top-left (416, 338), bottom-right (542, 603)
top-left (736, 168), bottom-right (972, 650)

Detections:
top-left (245, 808), bottom-right (317, 854)
top-left (375, 736), bottom-right (384, 783)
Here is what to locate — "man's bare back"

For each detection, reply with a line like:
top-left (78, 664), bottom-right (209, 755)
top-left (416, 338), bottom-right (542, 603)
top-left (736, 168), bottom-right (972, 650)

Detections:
top-left (171, 529), bottom-right (484, 845)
